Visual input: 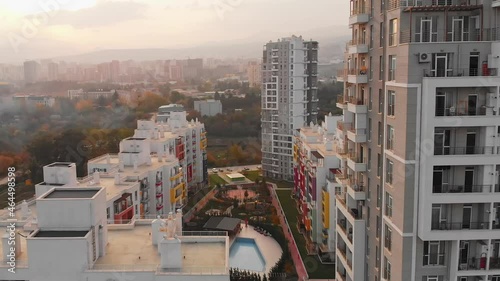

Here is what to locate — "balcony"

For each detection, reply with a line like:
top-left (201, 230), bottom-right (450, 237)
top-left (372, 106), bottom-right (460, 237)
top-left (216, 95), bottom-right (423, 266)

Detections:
top-left (347, 152), bottom-right (367, 172)
top-left (337, 244), bottom-right (352, 270)
top-left (347, 127), bottom-right (367, 143)
top-left (434, 146), bottom-right (495, 156)
top-left (337, 69), bottom-right (346, 82)
top-left (424, 68), bottom-right (498, 78)
top-left (347, 68), bottom-right (368, 84)
top-left (336, 195), bottom-right (363, 221)
top-left (349, 6), bottom-right (369, 25)
top-left (346, 177), bottom-right (366, 200)
top-left (346, 96), bottom-right (368, 113)
top-left (335, 144), bottom-right (349, 159)
top-left (431, 221), bottom-right (490, 231)
top-left (336, 95), bottom-right (348, 109)
top-left (490, 257), bottom-right (500, 269)
top-left (494, 0), bottom-right (500, 7)
top-left (348, 39), bottom-right (368, 54)
top-left (433, 184), bottom-right (497, 194)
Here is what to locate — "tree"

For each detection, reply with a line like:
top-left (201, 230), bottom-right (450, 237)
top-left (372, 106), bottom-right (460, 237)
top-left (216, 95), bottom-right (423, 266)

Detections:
top-left (137, 92), bottom-right (169, 113)
top-left (75, 100), bottom-right (94, 113)
top-left (169, 91), bottom-right (183, 103)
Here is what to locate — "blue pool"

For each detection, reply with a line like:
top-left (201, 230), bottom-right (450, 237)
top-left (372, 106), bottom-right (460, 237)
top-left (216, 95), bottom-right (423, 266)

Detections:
top-left (229, 237), bottom-right (266, 272)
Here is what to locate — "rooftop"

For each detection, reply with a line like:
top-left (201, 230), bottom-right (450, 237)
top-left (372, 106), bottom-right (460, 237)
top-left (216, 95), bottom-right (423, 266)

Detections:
top-left (79, 176), bottom-right (138, 202)
top-left (92, 225), bottom-right (226, 271)
top-left (43, 189), bottom-right (99, 199)
top-left (0, 230), bottom-right (29, 264)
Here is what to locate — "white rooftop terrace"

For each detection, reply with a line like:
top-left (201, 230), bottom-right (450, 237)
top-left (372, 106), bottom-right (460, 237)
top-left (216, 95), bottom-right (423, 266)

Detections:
top-left (90, 225), bottom-right (228, 274)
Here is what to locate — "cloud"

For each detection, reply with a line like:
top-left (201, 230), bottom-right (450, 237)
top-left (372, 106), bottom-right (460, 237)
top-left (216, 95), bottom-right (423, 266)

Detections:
top-left (48, 1), bottom-right (147, 29)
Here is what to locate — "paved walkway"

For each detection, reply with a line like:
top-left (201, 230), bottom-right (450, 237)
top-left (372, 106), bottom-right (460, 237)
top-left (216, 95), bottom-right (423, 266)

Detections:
top-left (267, 183), bottom-right (308, 280)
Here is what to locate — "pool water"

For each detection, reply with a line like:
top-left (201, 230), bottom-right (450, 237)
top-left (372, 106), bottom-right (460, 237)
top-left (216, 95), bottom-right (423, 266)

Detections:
top-left (229, 237), bottom-right (266, 272)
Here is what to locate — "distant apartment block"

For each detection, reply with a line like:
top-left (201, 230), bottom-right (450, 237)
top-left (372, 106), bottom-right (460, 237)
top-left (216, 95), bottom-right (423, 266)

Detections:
top-left (261, 35), bottom-right (319, 181)
top-left (33, 110), bottom-right (207, 220)
top-left (157, 104), bottom-right (185, 122)
top-left (293, 114), bottom-right (342, 262)
top-left (23, 60), bottom-right (40, 84)
top-left (247, 61), bottom-right (262, 88)
top-left (12, 95), bottom-right (55, 109)
top-left (47, 62), bottom-right (59, 81)
top-left (0, 185), bottom-right (229, 281)
top-left (194, 99), bottom-right (222, 116)
top-left (68, 89), bottom-right (117, 100)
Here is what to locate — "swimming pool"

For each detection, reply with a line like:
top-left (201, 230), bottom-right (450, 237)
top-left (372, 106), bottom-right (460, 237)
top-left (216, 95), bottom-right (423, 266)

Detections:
top-left (229, 237), bottom-right (266, 272)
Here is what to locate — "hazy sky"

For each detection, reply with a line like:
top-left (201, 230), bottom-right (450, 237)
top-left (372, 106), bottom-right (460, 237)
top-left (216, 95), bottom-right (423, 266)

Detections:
top-left (0, 0), bottom-right (350, 62)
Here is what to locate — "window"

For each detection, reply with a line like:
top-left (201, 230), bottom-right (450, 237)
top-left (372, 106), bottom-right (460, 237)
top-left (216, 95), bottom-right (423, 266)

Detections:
top-left (367, 206), bottom-right (371, 227)
top-left (387, 90), bottom-right (395, 116)
top-left (385, 192), bottom-right (393, 218)
top-left (387, 125), bottom-right (394, 150)
top-left (378, 89), bottom-right (383, 113)
top-left (389, 19), bottom-right (398, 46)
top-left (423, 241), bottom-right (445, 266)
top-left (376, 216), bottom-right (381, 238)
top-left (384, 225), bottom-right (392, 251)
top-left (367, 178), bottom-right (371, 200)
top-left (386, 159), bottom-right (394, 184)
top-left (370, 25), bottom-right (374, 48)
top-left (380, 22), bottom-right (384, 47)
top-left (388, 55), bottom-right (396, 81)
top-left (379, 56), bottom-right (384, 80)
top-left (377, 154), bottom-right (382, 177)
top-left (107, 207), bottom-right (110, 219)
top-left (375, 246), bottom-right (380, 268)
top-left (368, 87), bottom-right (373, 110)
top-left (378, 122), bottom-right (382, 145)
top-left (377, 185), bottom-right (381, 208)
top-left (368, 147), bottom-right (372, 170)
top-left (369, 56), bottom-right (373, 80)
top-left (368, 119), bottom-right (372, 142)
top-left (424, 276), bottom-right (442, 281)
top-left (384, 257), bottom-right (391, 281)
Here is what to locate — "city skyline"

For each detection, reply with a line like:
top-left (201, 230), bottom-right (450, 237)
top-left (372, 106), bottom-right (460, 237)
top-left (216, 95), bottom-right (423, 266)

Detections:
top-left (0, 0), bottom-right (350, 63)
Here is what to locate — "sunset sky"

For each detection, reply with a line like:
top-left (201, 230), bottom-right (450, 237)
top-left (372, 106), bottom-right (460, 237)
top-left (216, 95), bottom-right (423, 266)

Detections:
top-left (0, 0), bottom-right (350, 62)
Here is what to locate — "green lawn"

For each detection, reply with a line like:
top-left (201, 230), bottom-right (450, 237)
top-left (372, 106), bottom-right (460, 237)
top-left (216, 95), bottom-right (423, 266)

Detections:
top-left (276, 189), bottom-right (335, 279)
top-left (242, 170), bottom-right (261, 182)
top-left (209, 174), bottom-right (227, 187)
top-left (268, 177), bottom-right (294, 189)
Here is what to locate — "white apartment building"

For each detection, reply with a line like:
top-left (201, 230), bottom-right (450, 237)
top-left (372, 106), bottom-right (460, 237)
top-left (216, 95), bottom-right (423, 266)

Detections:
top-left (261, 35), bottom-right (319, 181)
top-left (293, 114), bottom-right (343, 262)
top-left (194, 99), bottom-right (222, 117)
top-left (335, 1), bottom-right (500, 281)
top-left (68, 89), bottom-right (117, 100)
top-left (0, 187), bottom-right (229, 281)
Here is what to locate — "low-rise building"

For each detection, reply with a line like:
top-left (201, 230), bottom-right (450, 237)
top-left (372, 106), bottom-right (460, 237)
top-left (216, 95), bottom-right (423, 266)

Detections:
top-left (68, 89), bottom-right (117, 100)
top-left (194, 99), bottom-right (222, 117)
top-left (0, 186), bottom-right (229, 281)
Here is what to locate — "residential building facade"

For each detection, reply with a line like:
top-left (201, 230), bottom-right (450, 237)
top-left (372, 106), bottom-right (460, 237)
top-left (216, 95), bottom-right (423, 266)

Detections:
top-left (261, 35), bottom-right (319, 181)
top-left (194, 99), bottom-right (222, 117)
top-left (335, 1), bottom-right (500, 281)
top-left (293, 114), bottom-right (343, 263)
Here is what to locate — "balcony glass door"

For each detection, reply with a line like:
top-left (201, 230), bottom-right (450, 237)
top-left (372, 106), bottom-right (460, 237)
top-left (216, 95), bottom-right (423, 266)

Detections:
top-left (459, 241), bottom-right (469, 267)
top-left (434, 129), bottom-right (450, 155)
top-left (450, 17), bottom-right (466, 42)
top-left (433, 169), bottom-right (443, 193)
top-left (466, 132), bottom-right (476, 154)
top-left (464, 168), bottom-right (474, 192)
top-left (469, 52), bottom-right (479, 76)
top-left (462, 205), bottom-right (472, 229)
top-left (432, 54), bottom-right (450, 77)
top-left (417, 18), bottom-right (434, 43)
top-left (468, 95), bottom-right (478, 116)
top-left (435, 93), bottom-right (446, 116)
top-left (431, 205), bottom-right (446, 230)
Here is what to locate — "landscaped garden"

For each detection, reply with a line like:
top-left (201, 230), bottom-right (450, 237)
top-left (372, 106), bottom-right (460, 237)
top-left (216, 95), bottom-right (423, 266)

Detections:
top-left (276, 189), bottom-right (335, 279)
top-left (185, 181), bottom-right (297, 279)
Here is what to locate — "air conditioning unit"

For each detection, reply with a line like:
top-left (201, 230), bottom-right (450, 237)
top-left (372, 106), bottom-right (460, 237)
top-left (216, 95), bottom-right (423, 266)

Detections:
top-left (419, 53), bottom-right (431, 63)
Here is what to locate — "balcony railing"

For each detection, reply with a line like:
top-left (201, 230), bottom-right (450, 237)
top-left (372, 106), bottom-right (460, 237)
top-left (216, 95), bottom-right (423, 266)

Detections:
top-left (431, 221), bottom-right (490, 230)
top-left (458, 258), bottom-right (483, 271)
top-left (348, 151), bottom-right (365, 163)
top-left (432, 184), bottom-right (496, 193)
top-left (348, 96), bottom-right (366, 105)
top-left (350, 5), bottom-right (367, 15)
top-left (434, 146), bottom-right (495, 156)
top-left (424, 68), bottom-right (498, 78)
top-left (400, 27), bottom-right (500, 44)
top-left (347, 177), bottom-right (365, 192)
top-left (435, 106), bottom-right (492, 117)
top-left (348, 38), bottom-right (367, 46)
top-left (490, 257), bottom-right (500, 269)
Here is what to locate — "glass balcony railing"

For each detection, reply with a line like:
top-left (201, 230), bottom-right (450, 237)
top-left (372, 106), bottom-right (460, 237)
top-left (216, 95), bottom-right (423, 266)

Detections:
top-left (434, 146), bottom-right (495, 155)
